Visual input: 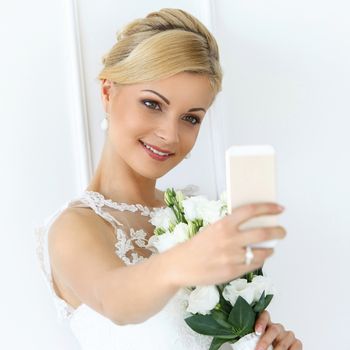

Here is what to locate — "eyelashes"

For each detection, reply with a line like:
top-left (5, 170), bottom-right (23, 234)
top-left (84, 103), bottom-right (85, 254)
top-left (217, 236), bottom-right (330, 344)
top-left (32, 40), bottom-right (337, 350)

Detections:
top-left (142, 100), bottom-right (161, 110)
top-left (141, 99), bottom-right (201, 125)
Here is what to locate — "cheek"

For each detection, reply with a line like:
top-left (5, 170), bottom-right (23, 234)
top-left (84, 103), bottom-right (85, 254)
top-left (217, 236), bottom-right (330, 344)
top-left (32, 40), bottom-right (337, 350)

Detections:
top-left (185, 125), bottom-right (200, 142)
top-left (124, 103), bottom-right (153, 130)
top-left (111, 106), bottom-right (145, 136)
top-left (180, 129), bottom-right (199, 151)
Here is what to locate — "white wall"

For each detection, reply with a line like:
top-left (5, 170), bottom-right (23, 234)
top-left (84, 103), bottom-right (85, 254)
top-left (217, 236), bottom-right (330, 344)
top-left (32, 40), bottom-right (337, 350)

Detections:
top-left (0, 0), bottom-right (81, 349)
top-left (1, 0), bottom-right (348, 349)
top-left (214, 2), bottom-right (350, 348)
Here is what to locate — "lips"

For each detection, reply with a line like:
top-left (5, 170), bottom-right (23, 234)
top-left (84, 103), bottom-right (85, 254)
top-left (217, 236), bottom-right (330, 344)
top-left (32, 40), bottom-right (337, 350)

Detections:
top-left (139, 141), bottom-right (174, 161)
top-left (139, 140), bottom-right (175, 155)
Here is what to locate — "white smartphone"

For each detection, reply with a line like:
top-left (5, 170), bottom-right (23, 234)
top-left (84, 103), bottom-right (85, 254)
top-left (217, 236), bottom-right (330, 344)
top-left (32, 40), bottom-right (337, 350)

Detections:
top-left (225, 144), bottom-right (279, 249)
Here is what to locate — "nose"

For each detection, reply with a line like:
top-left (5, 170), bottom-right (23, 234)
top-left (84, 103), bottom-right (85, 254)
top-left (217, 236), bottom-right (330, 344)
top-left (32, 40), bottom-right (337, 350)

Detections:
top-left (155, 117), bottom-right (180, 145)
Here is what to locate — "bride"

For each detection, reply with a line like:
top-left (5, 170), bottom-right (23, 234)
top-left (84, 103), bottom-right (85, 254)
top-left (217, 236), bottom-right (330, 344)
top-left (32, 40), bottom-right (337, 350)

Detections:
top-left (36, 8), bottom-right (302, 350)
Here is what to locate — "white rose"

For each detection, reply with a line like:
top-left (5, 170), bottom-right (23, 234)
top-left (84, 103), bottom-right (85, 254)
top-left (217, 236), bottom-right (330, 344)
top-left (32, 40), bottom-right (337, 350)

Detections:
top-left (250, 275), bottom-right (276, 302)
top-left (186, 285), bottom-right (220, 315)
top-left (148, 207), bottom-right (177, 230)
top-left (182, 195), bottom-right (207, 221)
top-left (147, 222), bottom-right (190, 253)
top-left (172, 222), bottom-right (190, 242)
top-left (146, 231), bottom-right (173, 253)
top-left (223, 279), bottom-right (255, 306)
top-left (182, 196), bottom-right (223, 225)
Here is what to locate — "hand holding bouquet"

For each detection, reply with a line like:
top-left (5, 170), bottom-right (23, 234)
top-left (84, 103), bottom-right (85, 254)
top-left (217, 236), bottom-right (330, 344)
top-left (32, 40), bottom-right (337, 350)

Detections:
top-left (148, 188), bottom-right (285, 350)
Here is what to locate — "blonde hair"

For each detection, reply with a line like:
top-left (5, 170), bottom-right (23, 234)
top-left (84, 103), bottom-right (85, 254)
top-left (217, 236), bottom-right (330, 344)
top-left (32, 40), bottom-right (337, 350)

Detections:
top-left (97, 8), bottom-right (223, 96)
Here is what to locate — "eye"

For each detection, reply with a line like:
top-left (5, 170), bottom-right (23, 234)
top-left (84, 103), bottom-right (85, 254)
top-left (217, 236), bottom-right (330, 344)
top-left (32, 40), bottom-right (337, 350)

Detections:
top-left (142, 99), bottom-right (161, 111)
top-left (142, 99), bottom-right (201, 125)
top-left (183, 115), bottom-right (201, 125)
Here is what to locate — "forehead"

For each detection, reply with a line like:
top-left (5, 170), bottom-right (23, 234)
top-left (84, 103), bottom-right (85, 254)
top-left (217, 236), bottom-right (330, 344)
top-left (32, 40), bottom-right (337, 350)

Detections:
top-left (119, 72), bottom-right (215, 108)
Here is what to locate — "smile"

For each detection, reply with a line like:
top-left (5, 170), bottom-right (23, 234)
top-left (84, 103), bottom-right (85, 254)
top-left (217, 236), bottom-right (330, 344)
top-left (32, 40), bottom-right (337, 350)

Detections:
top-left (139, 140), bottom-right (174, 156)
top-left (139, 140), bottom-right (174, 161)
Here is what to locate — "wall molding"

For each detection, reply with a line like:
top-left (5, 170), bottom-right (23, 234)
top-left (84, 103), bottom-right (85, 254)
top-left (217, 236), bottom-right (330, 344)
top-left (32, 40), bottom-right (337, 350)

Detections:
top-left (64, 0), bottom-right (93, 192)
top-left (200, 0), bottom-right (228, 199)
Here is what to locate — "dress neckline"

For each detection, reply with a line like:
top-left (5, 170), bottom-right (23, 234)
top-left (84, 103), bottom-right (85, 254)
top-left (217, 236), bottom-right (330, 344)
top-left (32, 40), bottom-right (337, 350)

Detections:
top-left (83, 190), bottom-right (167, 210)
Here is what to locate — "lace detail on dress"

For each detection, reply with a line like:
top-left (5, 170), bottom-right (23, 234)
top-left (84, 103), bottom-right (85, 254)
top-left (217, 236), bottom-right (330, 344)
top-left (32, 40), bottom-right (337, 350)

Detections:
top-left (35, 184), bottom-right (200, 323)
top-left (82, 191), bottom-right (157, 217)
top-left (82, 183), bottom-right (200, 217)
top-left (115, 227), bottom-right (157, 265)
top-left (79, 191), bottom-right (125, 228)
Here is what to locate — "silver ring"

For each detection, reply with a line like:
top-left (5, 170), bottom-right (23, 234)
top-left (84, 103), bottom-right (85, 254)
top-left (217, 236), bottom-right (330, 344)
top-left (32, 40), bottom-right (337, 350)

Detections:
top-left (245, 246), bottom-right (254, 265)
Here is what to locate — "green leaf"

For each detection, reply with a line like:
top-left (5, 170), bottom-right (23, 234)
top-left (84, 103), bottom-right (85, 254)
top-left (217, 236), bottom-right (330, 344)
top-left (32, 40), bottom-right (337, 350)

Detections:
top-left (168, 222), bottom-right (176, 232)
top-left (216, 283), bottom-right (225, 293)
top-left (164, 187), bottom-right (176, 206)
top-left (242, 267), bottom-right (263, 281)
top-left (220, 298), bottom-right (232, 315)
top-left (247, 272), bottom-right (254, 282)
top-left (154, 227), bottom-right (166, 235)
top-left (255, 267), bottom-right (264, 276)
top-left (216, 287), bottom-right (232, 315)
top-left (209, 337), bottom-right (233, 350)
top-left (211, 310), bottom-right (232, 329)
top-left (263, 294), bottom-right (274, 309)
top-left (228, 296), bottom-right (255, 335)
top-left (253, 291), bottom-right (266, 313)
top-left (184, 314), bottom-right (234, 337)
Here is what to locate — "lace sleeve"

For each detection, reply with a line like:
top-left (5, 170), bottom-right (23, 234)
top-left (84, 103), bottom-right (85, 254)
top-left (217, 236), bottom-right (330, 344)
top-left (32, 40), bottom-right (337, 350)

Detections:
top-left (114, 226), bottom-right (158, 266)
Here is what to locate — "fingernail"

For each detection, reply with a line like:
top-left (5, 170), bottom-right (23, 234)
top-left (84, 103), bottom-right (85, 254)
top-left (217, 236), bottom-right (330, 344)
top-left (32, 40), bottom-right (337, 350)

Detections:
top-left (255, 325), bottom-right (263, 335)
top-left (277, 205), bottom-right (285, 211)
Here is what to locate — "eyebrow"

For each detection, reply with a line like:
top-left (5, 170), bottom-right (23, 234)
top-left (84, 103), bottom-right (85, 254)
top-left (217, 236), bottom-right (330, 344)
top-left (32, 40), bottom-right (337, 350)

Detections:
top-left (141, 89), bottom-right (206, 113)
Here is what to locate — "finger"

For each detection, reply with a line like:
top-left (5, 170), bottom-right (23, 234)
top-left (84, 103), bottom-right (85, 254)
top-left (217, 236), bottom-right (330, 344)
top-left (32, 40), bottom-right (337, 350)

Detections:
top-left (290, 339), bottom-right (303, 350)
top-left (254, 310), bottom-right (270, 335)
top-left (273, 330), bottom-right (296, 350)
top-left (230, 261), bottom-right (266, 279)
top-left (238, 247), bottom-right (274, 265)
top-left (234, 249), bottom-right (273, 276)
top-left (226, 202), bottom-right (284, 229)
top-left (238, 226), bottom-right (287, 246)
top-left (256, 323), bottom-right (284, 350)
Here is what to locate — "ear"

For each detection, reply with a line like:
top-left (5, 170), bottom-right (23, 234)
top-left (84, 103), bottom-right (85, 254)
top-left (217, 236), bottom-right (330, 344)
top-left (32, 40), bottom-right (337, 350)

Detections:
top-left (100, 79), bottom-right (114, 111)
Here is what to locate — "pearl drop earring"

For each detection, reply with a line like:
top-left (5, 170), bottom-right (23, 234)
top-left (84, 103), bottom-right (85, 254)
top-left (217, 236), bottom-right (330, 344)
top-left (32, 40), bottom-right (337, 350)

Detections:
top-left (100, 113), bottom-right (110, 131)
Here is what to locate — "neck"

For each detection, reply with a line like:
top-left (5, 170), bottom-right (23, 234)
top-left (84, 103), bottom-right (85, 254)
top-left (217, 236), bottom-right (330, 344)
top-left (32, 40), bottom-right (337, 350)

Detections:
top-left (86, 142), bottom-right (165, 207)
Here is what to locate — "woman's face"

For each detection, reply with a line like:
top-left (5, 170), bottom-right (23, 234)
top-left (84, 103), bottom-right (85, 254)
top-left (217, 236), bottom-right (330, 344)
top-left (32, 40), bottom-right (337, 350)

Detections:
top-left (101, 71), bottom-right (215, 179)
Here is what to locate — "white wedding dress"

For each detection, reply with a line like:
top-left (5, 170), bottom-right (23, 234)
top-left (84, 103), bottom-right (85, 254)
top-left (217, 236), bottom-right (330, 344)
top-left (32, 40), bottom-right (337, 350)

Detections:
top-left (35, 184), bottom-right (214, 350)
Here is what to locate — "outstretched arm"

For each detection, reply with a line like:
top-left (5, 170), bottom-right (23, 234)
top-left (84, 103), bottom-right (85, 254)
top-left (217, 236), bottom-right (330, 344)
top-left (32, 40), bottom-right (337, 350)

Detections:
top-left (49, 208), bottom-right (182, 325)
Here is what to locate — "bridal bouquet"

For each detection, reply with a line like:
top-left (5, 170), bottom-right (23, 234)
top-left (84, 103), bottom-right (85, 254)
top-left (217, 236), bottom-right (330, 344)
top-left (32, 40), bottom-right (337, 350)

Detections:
top-left (148, 188), bottom-right (275, 350)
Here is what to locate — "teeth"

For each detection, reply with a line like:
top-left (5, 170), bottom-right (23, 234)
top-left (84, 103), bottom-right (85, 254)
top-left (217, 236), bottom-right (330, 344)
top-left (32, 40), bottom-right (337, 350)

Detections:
top-left (142, 141), bottom-right (170, 156)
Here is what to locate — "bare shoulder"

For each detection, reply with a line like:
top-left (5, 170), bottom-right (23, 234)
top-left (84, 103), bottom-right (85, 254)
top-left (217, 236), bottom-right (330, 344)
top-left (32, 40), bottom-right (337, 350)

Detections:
top-left (48, 207), bottom-right (116, 254)
top-left (48, 207), bottom-right (126, 312)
